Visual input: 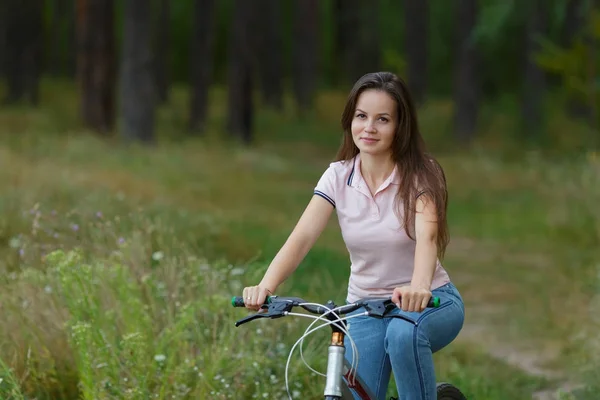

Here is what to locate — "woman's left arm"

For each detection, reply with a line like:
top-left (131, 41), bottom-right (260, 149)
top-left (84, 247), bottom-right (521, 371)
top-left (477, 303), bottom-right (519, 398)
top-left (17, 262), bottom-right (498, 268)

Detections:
top-left (391, 194), bottom-right (439, 312)
top-left (411, 194), bottom-right (439, 290)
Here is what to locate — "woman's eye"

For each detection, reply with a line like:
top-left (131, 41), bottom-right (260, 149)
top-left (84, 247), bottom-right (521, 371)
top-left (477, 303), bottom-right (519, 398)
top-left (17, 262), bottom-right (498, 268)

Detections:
top-left (379, 117), bottom-right (389, 122)
top-left (356, 113), bottom-right (366, 119)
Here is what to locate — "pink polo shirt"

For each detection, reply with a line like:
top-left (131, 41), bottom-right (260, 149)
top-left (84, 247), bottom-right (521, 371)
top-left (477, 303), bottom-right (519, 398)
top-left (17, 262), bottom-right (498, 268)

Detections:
top-left (314, 154), bottom-right (451, 303)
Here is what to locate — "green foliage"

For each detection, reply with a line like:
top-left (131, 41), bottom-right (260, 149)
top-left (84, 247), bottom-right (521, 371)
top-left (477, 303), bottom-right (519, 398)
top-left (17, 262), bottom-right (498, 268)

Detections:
top-left (49, 249), bottom-right (155, 399)
top-left (471, 0), bottom-right (519, 45)
top-left (537, 39), bottom-right (591, 96)
top-left (382, 49), bottom-right (407, 79)
top-left (536, 9), bottom-right (600, 105)
top-left (0, 357), bottom-right (25, 400)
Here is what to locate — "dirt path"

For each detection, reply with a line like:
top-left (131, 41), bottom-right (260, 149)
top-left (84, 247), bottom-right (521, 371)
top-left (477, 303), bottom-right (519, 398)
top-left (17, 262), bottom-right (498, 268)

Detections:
top-left (446, 237), bottom-right (591, 399)
top-left (455, 302), bottom-right (583, 399)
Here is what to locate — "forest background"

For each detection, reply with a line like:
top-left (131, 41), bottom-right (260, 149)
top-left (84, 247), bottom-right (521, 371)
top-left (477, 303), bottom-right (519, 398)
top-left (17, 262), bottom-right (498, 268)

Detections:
top-left (0, 0), bottom-right (599, 399)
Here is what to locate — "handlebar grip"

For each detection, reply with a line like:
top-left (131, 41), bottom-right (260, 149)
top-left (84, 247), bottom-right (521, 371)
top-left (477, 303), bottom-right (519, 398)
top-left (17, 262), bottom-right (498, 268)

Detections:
top-left (428, 296), bottom-right (441, 308)
top-left (231, 296), bottom-right (272, 307)
top-left (231, 296), bottom-right (246, 307)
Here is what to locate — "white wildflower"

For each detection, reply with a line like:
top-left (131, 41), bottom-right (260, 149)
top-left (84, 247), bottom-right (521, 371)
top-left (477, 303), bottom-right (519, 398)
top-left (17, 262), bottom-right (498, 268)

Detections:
top-left (199, 263), bottom-right (210, 271)
top-left (8, 237), bottom-right (20, 248)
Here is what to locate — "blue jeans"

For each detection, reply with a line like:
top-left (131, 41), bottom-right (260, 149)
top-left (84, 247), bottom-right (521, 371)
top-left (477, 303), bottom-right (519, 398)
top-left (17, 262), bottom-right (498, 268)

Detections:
top-left (343, 282), bottom-right (465, 400)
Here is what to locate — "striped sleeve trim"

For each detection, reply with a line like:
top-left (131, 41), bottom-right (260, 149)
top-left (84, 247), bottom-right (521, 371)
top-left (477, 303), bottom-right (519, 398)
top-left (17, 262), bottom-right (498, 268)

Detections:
top-left (314, 190), bottom-right (336, 208)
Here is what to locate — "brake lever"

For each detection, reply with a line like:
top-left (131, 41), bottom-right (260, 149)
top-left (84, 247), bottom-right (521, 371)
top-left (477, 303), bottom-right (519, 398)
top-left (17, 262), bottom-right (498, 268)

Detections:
top-left (384, 301), bottom-right (398, 313)
top-left (234, 313), bottom-right (266, 327)
top-left (234, 300), bottom-right (296, 327)
top-left (359, 298), bottom-right (395, 318)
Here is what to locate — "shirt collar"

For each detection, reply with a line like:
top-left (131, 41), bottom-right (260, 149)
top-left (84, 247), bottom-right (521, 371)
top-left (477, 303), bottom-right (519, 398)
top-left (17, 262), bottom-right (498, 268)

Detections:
top-left (347, 153), bottom-right (400, 189)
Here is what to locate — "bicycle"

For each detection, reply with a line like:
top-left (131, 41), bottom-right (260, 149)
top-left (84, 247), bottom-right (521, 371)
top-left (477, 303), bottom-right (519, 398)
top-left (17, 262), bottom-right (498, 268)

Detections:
top-left (231, 294), bottom-right (467, 400)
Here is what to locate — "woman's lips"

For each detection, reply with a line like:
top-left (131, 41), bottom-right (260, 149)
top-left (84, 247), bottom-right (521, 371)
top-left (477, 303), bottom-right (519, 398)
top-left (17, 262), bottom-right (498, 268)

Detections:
top-left (360, 137), bottom-right (379, 144)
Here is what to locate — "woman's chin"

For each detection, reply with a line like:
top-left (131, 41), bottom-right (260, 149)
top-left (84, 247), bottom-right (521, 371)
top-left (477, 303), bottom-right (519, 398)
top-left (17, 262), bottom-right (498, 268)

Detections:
top-left (357, 146), bottom-right (389, 157)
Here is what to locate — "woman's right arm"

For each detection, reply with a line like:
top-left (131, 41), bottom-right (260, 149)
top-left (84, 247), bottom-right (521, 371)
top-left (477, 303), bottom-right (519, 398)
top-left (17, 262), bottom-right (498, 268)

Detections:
top-left (243, 195), bottom-right (335, 309)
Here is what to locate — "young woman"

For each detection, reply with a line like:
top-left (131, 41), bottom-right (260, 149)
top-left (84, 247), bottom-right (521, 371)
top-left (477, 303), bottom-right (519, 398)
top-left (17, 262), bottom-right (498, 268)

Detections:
top-left (242, 71), bottom-right (465, 400)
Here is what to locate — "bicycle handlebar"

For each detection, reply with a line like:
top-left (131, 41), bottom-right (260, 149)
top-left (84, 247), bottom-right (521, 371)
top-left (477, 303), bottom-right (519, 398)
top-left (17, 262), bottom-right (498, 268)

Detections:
top-left (231, 295), bottom-right (441, 327)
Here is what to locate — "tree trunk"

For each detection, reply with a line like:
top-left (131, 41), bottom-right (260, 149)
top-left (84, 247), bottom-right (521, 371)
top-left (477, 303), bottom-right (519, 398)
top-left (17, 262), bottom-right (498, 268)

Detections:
top-left (64, 1), bottom-right (76, 78)
top-left (292, 0), bottom-right (319, 113)
top-left (256, 0), bottom-right (283, 110)
top-left (0, 2), bottom-right (6, 81)
top-left (404, 0), bottom-right (428, 105)
top-left (562, 0), bottom-right (585, 46)
top-left (50, 0), bottom-right (75, 76)
top-left (154, 0), bottom-right (170, 103)
top-left (361, 0), bottom-right (381, 77)
top-left (76, 0), bottom-right (116, 133)
top-left (333, 0), bottom-right (345, 86)
top-left (584, 0), bottom-right (598, 134)
top-left (334, 0), bottom-right (380, 86)
top-left (334, 0), bottom-right (359, 85)
top-left (453, 0), bottom-right (479, 143)
top-left (521, 0), bottom-right (547, 139)
top-left (226, 0), bottom-right (255, 144)
top-left (189, 0), bottom-right (216, 134)
top-left (3, 0), bottom-right (44, 105)
top-left (120, 0), bottom-right (156, 143)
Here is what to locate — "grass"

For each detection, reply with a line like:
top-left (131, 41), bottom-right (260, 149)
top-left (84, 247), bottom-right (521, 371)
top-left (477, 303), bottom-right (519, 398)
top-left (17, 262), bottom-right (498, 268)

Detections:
top-left (0, 79), bottom-right (598, 399)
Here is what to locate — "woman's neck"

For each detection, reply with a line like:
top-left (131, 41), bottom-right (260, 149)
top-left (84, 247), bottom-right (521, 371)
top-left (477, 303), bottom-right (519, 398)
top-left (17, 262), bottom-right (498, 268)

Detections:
top-left (360, 152), bottom-right (395, 186)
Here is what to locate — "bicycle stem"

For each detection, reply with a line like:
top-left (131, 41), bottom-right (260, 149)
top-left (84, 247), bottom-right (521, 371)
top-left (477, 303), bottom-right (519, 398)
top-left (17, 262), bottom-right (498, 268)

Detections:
top-left (324, 329), bottom-right (376, 400)
top-left (324, 330), bottom-right (346, 399)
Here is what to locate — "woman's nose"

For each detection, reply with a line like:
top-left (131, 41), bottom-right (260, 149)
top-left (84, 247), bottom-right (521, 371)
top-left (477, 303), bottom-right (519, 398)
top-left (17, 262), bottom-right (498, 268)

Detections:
top-left (365, 120), bottom-right (376, 132)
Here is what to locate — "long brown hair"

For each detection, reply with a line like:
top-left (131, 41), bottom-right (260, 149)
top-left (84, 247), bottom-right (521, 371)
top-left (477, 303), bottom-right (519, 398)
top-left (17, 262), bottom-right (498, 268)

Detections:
top-left (335, 72), bottom-right (449, 260)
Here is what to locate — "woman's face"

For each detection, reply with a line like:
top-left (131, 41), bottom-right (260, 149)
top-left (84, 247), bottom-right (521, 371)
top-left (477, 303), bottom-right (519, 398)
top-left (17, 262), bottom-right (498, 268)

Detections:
top-left (351, 89), bottom-right (398, 157)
